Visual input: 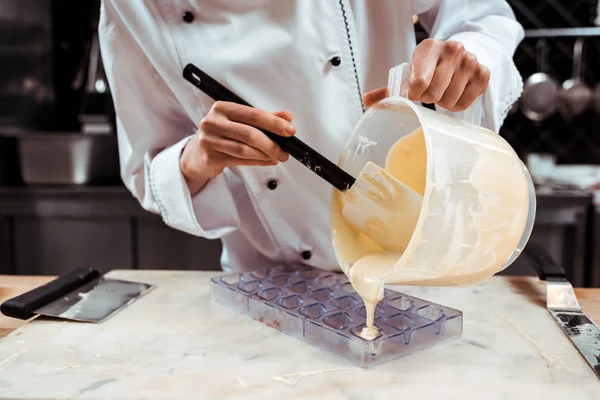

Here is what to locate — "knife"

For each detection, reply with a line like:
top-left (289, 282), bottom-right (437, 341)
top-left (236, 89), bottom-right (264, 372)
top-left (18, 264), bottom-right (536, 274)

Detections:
top-left (522, 243), bottom-right (600, 378)
top-left (1, 268), bottom-right (155, 323)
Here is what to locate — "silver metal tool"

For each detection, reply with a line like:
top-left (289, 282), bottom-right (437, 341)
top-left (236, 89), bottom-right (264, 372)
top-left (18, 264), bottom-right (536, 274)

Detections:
top-left (523, 244), bottom-right (600, 378)
top-left (1, 268), bottom-right (154, 323)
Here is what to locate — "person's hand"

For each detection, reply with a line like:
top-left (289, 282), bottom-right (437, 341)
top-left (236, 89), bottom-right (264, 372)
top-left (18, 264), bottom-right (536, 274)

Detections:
top-left (180, 101), bottom-right (295, 193)
top-left (363, 39), bottom-right (490, 112)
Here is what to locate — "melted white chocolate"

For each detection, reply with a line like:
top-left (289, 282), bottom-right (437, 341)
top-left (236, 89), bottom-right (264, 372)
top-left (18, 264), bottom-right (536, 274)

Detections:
top-left (359, 326), bottom-right (379, 341)
top-left (341, 162), bottom-right (423, 254)
top-left (332, 126), bottom-right (529, 336)
top-left (334, 128), bottom-right (427, 337)
top-left (384, 125), bottom-right (427, 196)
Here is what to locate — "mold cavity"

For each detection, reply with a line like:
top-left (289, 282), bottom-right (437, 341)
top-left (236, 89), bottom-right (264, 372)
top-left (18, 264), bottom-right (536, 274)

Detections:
top-left (221, 274), bottom-right (241, 285)
top-left (332, 296), bottom-right (358, 310)
top-left (308, 288), bottom-right (334, 302)
top-left (385, 313), bottom-right (414, 331)
top-left (299, 303), bottom-right (327, 319)
top-left (290, 281), bottom-right (311, 294)
top-left (323, 312), bottom-right (353, 330)
top-left (341, 282), bottom-right (355, 293)
top-left (250, 269), bottom-right (269, 279)
top-left (269, 274), bottom-right (290, 287)
top-left (351, 323), bottom-right (383, 341)
top-left (317, 274), bottom-right (337, 287)
top-left (258, 287), bottom-right (281, 301)
top-left (387, 296), bottom-right (413, 311)
top-left (277, 295), bottom-right (303, 310)
top-left (417, 305), bottom-right (444, 321)
top-left (239, 281), bottom-right (261, 293)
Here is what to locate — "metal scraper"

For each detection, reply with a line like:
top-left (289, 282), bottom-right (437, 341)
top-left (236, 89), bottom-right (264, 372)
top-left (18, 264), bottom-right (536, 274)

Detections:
top-left (1, 268), bottom-right (154, 323)
top-left (522, 243), bottom-right (600, 379)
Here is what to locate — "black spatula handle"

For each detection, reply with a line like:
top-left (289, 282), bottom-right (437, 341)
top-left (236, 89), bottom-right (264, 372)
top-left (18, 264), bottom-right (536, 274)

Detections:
top-left (521, 243), bottom-right (567, 281)
top-left (182, 64), bottom-right (356, 192)
top-left (0, 268), bottom-right (101, 320)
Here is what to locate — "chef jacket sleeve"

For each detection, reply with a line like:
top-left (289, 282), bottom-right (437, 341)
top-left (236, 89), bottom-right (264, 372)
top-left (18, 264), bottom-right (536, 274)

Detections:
top-left (98, 1), bottom-right (240, 239)
top-left (412, 0), bottom-right (525, 132)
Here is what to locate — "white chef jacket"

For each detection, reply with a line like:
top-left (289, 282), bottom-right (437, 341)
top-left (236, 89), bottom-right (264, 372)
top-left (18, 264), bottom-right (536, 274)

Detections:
top-left (98, 0), bottom-right (524, 273)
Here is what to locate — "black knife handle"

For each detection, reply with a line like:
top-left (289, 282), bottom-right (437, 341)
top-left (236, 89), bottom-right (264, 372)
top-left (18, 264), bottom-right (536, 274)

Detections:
top-left (182, 64), bottom-right (356, 192)
top-left (0, 268), bottom-right (101, 320)
top-left (521, 243), bottom-right (567, 281)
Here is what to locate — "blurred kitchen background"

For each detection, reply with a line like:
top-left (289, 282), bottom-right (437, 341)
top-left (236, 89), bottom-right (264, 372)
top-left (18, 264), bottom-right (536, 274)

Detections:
top-left (0, 1), bottom-right (599, 287)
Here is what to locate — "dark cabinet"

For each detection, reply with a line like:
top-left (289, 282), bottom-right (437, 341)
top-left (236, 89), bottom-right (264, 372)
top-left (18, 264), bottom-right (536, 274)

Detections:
top-left (0, 217), bottom-right (14, 274)
top-left (499, 190), bottom-right (592, 287)
top-left (136, 220), bottom-right (222, 271)
top-left (13, 217), bottom-right (132, 275)
top-left (0, 186), bottom-right (222, 276)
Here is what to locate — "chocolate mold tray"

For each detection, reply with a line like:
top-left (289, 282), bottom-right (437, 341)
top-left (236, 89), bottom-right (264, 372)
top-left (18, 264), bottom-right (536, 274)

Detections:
top-left (210, 264), bottom-right (463, 368)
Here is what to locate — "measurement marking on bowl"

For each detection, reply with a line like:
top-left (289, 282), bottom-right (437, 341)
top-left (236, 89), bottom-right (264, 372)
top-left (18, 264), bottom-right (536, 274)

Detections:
top-left (353, 136), bottom-right (378, 162)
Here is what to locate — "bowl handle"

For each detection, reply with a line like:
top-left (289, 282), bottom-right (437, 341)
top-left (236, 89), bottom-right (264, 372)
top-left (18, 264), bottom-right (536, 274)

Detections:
top-left (388, 62), bottom-right (483, 126)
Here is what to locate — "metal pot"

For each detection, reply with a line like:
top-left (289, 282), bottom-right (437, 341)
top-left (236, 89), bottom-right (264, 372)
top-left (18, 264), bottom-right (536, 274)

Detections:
top-left (556, 38), bottom-right (593, 120)
top-left (18, 133), bottom-right (120, 185)
top-left (520, 39), bottom-right (559, 122)
top-left (507, 97), bottom-right (519, 116)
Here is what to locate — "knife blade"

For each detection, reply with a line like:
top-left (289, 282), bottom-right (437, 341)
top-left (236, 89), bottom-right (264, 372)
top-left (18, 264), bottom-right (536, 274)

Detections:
top-left (1, 268), bottom-right (155, 323)
top-left (522, 243), bottom-right (600, 378)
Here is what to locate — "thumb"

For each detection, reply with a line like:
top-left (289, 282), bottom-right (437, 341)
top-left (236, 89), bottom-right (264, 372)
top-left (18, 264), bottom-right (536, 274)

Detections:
top-left (362, 88), bottom-right (388, 108)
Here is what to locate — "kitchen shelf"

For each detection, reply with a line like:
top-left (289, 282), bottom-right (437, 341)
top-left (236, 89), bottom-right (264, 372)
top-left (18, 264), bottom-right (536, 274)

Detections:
top-left (524, 27), bottom-right (600, 38)
top-left (416, 28), bottom-right (600, 42)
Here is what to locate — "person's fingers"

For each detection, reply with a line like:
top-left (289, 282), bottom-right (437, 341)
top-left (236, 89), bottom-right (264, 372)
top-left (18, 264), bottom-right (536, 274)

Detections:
top-left (272, 110), bottom-right (293, 122)
top-left (269, 110), bottom-right (292, 162)
top-left (212, 136), bottom-right (274, 161)
top-left (362, 88), bottom-right (388, 107)
top-left (207, 149), bottom-right (279, 170)
top-left (452, 52), bottom-right (489, 109)
top-left (218, 119), bottom-right (288, 162)
top-left (213, 101), bottom-right (296, 137)
top-left (408, 39), bottom-right (440, 101)
top-left (436, 71), bottom-right (470, 110)
top-left (419, 63), bottom-right (454, 105)
top-left (226, 156), bottom-right (279, 167)
top-left (450, 80), bottom-right (486, 112)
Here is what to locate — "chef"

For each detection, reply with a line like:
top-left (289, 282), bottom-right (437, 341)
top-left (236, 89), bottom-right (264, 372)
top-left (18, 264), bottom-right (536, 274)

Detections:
top-left (98, 0), bottom-right (524, 273)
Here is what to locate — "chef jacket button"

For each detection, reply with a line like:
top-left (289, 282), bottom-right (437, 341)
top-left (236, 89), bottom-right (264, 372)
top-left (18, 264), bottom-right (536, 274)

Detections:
top-left (182, 11), bottom-right (195, 23)
top-left (301, 250), bottom-right (312, 260)
top-left (329, 56), bottom-right (341, 67)
top-left (267, 179), bottom-right (278, 190)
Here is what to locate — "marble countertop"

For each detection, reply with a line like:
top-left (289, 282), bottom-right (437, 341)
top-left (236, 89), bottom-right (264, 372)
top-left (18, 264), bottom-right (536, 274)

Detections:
top-left (0, 275), bottom-right (54, 338)
top-left (0, 270), bottom-right (599, 399)
top-left (3, 274), bottom-right (599, 340)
